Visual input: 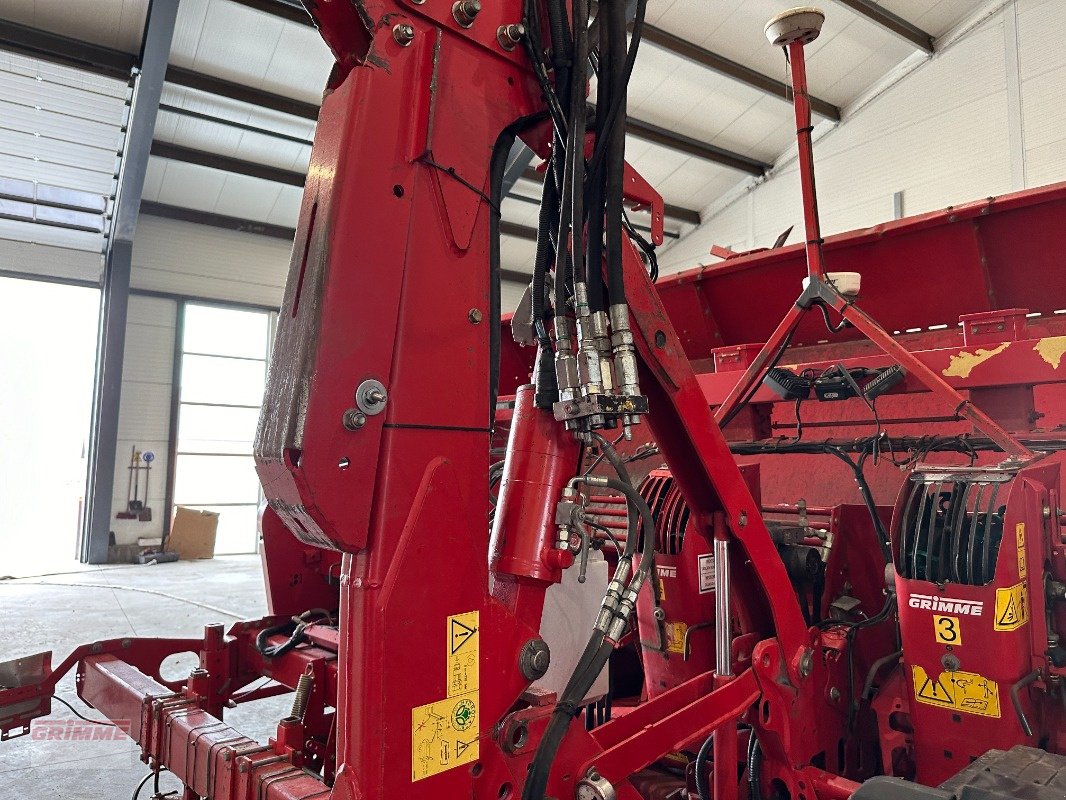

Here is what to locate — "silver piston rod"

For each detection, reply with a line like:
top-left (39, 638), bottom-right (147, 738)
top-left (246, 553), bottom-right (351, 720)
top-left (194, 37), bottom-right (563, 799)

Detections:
top-left (714, 533), bottom-right (732, 677)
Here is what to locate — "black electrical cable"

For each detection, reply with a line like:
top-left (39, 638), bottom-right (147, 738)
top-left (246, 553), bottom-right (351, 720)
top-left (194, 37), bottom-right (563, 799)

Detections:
top-left (748, 730), bottom-right (765, 800)
top-left (818, 301), bottom-right (848, 333)
top-left (694, 730), bottom-right (714, 800)
top-left (51, 694), bottom-right (117, 726)
top-left (622, 208), bottom-right (658, 282)
top-left (825, 448), bottom-right (892, 564)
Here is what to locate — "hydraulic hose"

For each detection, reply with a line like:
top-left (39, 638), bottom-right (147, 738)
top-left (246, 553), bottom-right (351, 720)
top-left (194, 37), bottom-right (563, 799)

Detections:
top-left (603, 0), bottom-right (626, 303)
top-left (694, 730), bottom-right (714, 800)
top-left (522, 633), bottom-right (612, 800)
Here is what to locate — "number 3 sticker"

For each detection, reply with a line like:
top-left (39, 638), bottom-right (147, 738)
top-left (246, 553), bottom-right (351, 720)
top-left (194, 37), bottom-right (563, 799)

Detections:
top-left (934, 614), bottom-right (961, 645)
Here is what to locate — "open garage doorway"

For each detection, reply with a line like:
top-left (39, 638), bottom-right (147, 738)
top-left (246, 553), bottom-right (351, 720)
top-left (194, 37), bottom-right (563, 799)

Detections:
top-left (0, 277), bottom-right (100, 576)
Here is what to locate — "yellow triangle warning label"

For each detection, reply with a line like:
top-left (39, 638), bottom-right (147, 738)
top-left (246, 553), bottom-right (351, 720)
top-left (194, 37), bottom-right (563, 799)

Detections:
top-left (994, 583), bottom-right (1029, 632)
top-left (450, 618), bottom-right (477, 654)
top-left (455, 739), bottom-right (471, 758)
top-left (917, 674), bottom-right (953, 705)
top-left (998, 597), bottom-right (1018, 626)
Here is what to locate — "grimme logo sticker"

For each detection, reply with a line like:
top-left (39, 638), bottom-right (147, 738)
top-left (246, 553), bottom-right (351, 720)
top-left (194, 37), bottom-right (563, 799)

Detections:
top-left (908, 593), bottom-right (983, 616)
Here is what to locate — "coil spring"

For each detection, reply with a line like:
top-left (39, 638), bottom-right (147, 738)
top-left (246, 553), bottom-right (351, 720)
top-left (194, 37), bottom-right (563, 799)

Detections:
top-left (290, 673), bottom-right (313, 720)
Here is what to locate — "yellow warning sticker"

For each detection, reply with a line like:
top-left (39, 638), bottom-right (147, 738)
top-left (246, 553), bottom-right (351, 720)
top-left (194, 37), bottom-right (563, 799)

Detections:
top-left (1016, 523), bottom-right (1027, 579)
top-left (411, 611), bottom-right (481, 782)
top-left (411, 690), bottom-right (480, 781)
top-left (912, 665), bottom-right (1001, 718)
top-left (446, 611), bottom-right (479, 697)
top-left (994, 582), bottom-right (1029, 631)
top-left (665, 621), bottom-right (687, 655)
top-left (933, 614), bottom-right (962, 646)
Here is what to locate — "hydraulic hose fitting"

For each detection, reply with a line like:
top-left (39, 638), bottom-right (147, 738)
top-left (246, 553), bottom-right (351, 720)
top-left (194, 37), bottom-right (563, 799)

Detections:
top-left (607, 583), bottom-right (643, 641)
top-left (553, 316), bottom-right (580, 403)
top-left (608, 304), bottom-right (640, 398)
top-left (574, 283), bottom-right (604, 399)
top-left (590, 310), bottom-right (614, 393)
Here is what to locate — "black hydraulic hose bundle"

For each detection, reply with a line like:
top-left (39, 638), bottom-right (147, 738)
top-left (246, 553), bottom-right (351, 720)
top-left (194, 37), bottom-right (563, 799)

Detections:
top-left (517, 4), bottom-right (657, 798)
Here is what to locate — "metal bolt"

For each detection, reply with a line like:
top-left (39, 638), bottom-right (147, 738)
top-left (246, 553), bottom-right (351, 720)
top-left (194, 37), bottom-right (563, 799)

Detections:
top-left (519, 639), bottom-right (551, 681)
top-left (355, 379), bottom-right (388, 415)
top-left (798, 649), bottom-right (813, 678)
top-left (343, 408), bottom-right (367, 430)
top-left (829, 686), bottom-right (841, 701)
top-left (392, 23), bottom-right (415, 46)
top-left (452, 0), bottom-right (481, 27)
top-left (496, 23), bottom-right (525, 50)
top-left (738, 511), bottom-right (748, 528)
top-left (468, 308), bottom-right (483, 324)
top-left (942, 653), bottom-right (961, 672)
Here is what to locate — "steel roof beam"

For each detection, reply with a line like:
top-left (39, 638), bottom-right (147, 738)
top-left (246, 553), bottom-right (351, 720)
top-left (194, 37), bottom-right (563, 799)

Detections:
top-left (140, 200), bottom-right (298, 239)
top-left (832, 0), bottom-right (934, 53)
top-left (0, 18), bottom-right (135, 76)
top-left (150, 140), bottom-right (306, 185)
top-left (227, 0), bottom-right (313, 25)
top-left (164, 66), bottom-right (320, 119)
top-left (640, 24), bottom-right (841, 122)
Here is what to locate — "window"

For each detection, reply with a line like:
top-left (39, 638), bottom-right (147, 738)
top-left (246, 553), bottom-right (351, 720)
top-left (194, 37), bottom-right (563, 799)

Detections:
top-left (173, 303), bottom-right (273, 554)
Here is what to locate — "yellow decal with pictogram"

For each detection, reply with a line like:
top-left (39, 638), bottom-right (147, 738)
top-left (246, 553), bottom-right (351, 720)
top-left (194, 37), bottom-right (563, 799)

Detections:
top-left (912, 665), bottom-right (1000, 718)
top-left (994, 582), bottom-right (1029, 632)
top-left (665, 621), bottom-right (687, 654)
top-left (411, 611), bottom-right (480, 782)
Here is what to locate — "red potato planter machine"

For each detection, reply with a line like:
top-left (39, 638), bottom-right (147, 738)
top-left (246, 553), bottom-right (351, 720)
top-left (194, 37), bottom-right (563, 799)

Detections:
top-left (3, 4), bottom-right (1066, 799)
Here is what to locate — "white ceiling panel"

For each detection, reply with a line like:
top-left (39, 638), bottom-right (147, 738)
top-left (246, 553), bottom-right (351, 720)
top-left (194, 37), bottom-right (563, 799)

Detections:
top-left (879, 0), bottom-right (987, 37)
top-left (142, 157), bottom-right (165, 201)
top-left (171, 0), bottom-right (331, 107)
top-left (265, 184), bottom-right (302, 227)
top-left (213, 172), bottom-right (284, 220)
top-left (0, 0), bottom-right (148, 53)
top-left (650, 0), bottom-right (914, 107)
top-left (150, 157), bottom-right (226, 211)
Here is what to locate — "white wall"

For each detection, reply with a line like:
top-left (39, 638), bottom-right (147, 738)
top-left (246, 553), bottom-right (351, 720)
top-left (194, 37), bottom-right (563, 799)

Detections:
top-left (131, 215), bottom-right (292, 307)
top-left (661, 0), bottom-right (1066, 272)
top-left (110, 294), bottom-right (176, 544)
top-left (108, 215), bottom-right (293, 545)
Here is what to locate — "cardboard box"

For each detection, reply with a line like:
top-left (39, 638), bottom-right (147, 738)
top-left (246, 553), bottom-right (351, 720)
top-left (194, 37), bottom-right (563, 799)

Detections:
top-left (168, 507), bottom-right (219, 560)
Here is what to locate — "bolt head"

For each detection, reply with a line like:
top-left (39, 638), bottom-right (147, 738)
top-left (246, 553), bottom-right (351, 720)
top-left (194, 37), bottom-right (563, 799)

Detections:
top-left (392, 23), bottom-right (415, 46)
top-left (468, 308), bottom-right (483, 324)
top-left (343, 408), bottom-right (367, 430)
top-left (452, 0), bottom-right (481, 27)
top-left (497, 22), bottom-right (526, 50)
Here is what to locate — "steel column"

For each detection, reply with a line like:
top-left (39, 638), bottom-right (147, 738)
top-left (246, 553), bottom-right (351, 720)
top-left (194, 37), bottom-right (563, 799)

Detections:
top-left (83, 0), bottom-right (180, 563)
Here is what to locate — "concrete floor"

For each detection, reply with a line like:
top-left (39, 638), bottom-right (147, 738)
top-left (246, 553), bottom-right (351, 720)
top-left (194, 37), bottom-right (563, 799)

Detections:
top-left (0, 556), bottom-right (291, 798)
